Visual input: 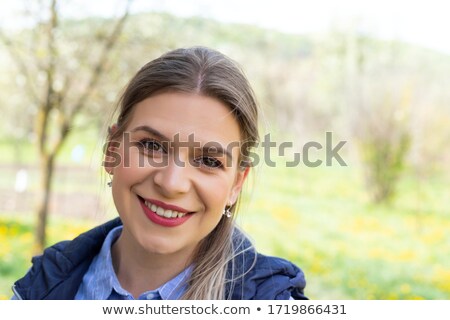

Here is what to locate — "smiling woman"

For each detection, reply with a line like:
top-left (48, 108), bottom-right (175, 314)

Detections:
top-left (12, 47), bottom-right (307, 300)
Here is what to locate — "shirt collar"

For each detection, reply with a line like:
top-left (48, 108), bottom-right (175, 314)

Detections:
top-left (84, 225), bottom-right (191, 300)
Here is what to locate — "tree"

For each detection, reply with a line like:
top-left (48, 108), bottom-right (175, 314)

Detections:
top-left (0, 0), bottom-right (133, 252)
top-left (344, 33), bottom-right (412, 203)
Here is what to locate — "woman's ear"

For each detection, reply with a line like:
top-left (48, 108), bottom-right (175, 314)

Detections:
top-left (108, 123), bottom-right (118, 136)
top-left (228, 166), bottom-right (250, 205)
top-left (103, 124), bottom-right (120, 174)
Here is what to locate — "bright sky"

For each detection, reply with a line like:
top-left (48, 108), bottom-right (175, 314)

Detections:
top-left (1, 0), bottom-right (449, 54)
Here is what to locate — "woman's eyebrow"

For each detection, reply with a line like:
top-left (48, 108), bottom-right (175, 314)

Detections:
top-left (131, 125), bottom-right (170, 141)
top-left (131, 125), bottom-right (234, 161)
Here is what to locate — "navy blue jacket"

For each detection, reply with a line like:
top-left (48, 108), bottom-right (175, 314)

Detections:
top-left (13, 218), bottom-right (307, 300)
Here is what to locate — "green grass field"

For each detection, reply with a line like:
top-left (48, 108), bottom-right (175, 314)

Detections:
top-left (240, 164), bottom-right (450, 299)
top-left (1, 155), bottom-right (449, 299)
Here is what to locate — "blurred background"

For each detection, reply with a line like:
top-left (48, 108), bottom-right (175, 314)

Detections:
top-left (0, 0), bottom-right (449, 299)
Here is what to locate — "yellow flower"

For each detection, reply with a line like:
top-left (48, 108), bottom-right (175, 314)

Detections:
top-left (400, 284), bottom-right (411, 294)
top-left (432, 266), bottom-right (450, 293)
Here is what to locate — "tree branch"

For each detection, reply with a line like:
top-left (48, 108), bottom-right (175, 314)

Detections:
top-left (38, 0), bottom-right (59, 157)
top-left (48, 0), bottom-right (133, 158)
top-left (0, 30), bottom-right (42, 106)
top-left (68, 0), bottom-right (133, 120)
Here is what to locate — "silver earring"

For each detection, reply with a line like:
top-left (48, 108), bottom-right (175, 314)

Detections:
top-left (107, 172), bottom-right (112, 187)
top-left (223, 206), bottom-right (232, 218)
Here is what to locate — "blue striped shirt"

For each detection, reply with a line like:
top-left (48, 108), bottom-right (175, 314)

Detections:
top-left (74, 226), bottom-right (191, 300)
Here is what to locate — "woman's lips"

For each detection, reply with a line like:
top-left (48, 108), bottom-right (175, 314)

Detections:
top-left (143, 197), bottom-right (191, 213)
top-left (138, 196), bottom-right (193, 227)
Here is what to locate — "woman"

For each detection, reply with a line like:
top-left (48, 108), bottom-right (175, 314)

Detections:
top-left (12, 47), bottom-right (307, 300)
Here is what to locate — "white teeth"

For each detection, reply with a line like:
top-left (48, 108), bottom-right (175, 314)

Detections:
top-left (144, 200), bottom-right (187, 219)
top-left (164, 210), bottom-right (172, 218)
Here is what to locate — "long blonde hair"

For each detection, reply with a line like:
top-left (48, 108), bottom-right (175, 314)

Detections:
top-left (109, 47), bottom-right (260, 299)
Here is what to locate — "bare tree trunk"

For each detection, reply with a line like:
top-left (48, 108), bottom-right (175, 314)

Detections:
top-left (35, 154), bottom-right (55, 252)
top-left (33, 0), bottom-right (58, 253)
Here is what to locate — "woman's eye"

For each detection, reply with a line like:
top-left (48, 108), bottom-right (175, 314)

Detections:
top-left (196, 156), bottom-right (223, 169)
top-left (139, 139), bottom-right (165, 153)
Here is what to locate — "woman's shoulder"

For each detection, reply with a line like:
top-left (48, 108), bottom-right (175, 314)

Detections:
top-left (29, 217), bottom-right (122, 273)
top-left (238, 252), bottom-right (307, 300)
top-left (229, 228), bottom-right (307, 300)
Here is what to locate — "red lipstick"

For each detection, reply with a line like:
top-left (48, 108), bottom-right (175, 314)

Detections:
top-left (138, 197), bottom-right (192, 227)
top-left (144, 198), bottom-right (190, 213)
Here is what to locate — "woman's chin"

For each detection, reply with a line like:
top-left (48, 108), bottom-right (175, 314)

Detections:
top-left (138, 235), bottom-right (192, 257)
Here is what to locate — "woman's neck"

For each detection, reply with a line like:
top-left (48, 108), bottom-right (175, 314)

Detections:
top-left (111, 228), bottom-right (193, 299)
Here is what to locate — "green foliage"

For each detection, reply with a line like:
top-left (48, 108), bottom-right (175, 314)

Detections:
top-left (358, 130), bottom-right (411, 203)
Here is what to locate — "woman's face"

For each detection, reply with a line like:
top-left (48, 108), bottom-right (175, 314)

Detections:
top-left (107, 92), bottom-right (248, 260)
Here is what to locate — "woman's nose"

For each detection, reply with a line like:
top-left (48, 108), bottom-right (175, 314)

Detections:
top-left (153, 157), bottom-right (191, 196)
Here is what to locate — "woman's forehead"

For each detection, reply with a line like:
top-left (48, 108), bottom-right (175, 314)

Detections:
top-left (126, 92), bottom-right (242, 144)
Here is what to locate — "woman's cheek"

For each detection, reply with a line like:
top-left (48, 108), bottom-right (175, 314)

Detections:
top-left (200, 175), bottom-right (232, 210)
